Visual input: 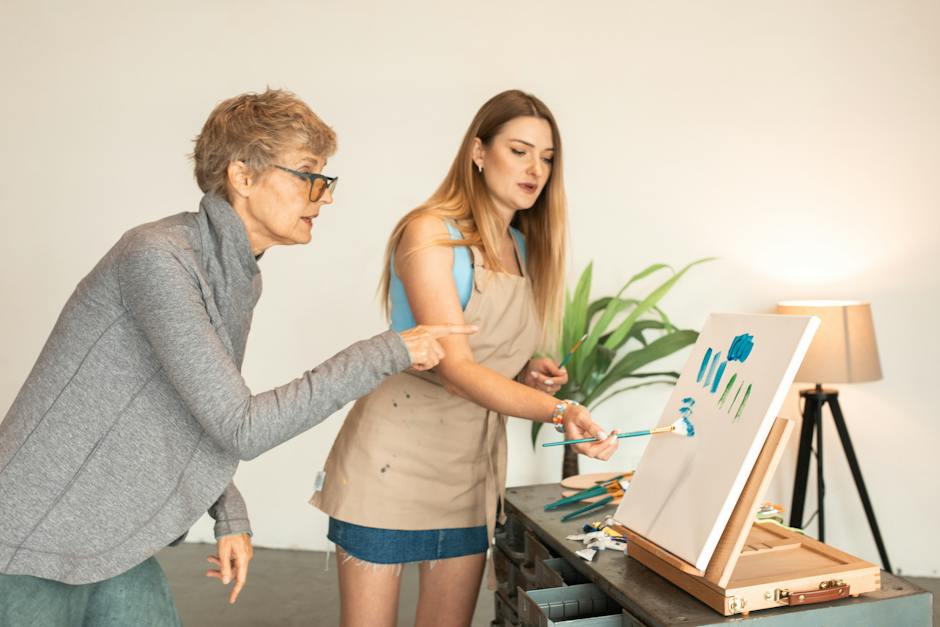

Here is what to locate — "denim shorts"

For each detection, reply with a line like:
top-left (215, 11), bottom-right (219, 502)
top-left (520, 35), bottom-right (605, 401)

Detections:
top-left (328, 517), bottom-right (488, 564)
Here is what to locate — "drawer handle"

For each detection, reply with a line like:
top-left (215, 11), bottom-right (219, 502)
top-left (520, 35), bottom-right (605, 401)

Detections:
top-left (520, 563), bottom-right (537, 582)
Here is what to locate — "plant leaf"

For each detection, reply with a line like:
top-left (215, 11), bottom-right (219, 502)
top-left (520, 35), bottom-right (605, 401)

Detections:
top-left (560, 288), bottom-right (573, 360)
top-left (594, 344), bottom-right (616, 374)
top-left (654, 305), bottom-right (675, 332)
top-left (572, 264), bottom-right (673, 380)
top-left (602, 258), bottom-right (714, 351)
top-left (565, 262), bottom-right (593, 382)
top-left (576, 299), bottom-right (637, 388)
top-left (586, 297), bottom-right (619, 326)
top-left (531, 420), bottom-right (543, 447)
top-left (588, 379), bottom-right (679, 410)
top-left (585, 329), bottom-right (699, 406)
top-left (601, 319), bottom-right (669, 349)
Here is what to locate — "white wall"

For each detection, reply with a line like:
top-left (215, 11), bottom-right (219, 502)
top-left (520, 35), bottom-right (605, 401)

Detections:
top-left (1, 0), bottom-right (937, 576)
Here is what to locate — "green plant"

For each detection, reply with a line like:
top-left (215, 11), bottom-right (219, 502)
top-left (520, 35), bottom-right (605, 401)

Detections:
top-left (532, 258), bottom-right (714, 478)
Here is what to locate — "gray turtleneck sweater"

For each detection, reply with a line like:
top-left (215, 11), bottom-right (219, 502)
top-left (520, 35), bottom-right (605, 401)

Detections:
top-left (0, 194), bottom-right (411, 584)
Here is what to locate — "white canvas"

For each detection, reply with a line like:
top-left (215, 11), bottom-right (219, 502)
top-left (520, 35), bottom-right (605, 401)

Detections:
top-left (614, 313), bottom-right (819, 571)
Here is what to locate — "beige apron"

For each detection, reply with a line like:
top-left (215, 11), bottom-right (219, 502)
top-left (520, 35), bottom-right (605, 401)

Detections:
top-left (311, 240), bottom-right (540, 578)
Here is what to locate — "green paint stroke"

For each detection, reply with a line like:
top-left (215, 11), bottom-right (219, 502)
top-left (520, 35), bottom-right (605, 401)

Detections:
top-left (734, 384), bottom-right (753, 422)
top-left (718, 373), bottom-right (737, 408)
top-left (727, 383), bottom-right (743, 415)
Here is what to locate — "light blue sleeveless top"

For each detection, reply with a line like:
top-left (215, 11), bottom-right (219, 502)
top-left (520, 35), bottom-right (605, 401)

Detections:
top-left (389, 221), bottom-right (527, 332)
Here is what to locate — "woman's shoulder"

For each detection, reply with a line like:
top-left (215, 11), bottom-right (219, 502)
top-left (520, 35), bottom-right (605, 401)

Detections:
top-left (115, 213), bottom-right (201, 271)
top-left (399, 213), bottom-right (460, 249)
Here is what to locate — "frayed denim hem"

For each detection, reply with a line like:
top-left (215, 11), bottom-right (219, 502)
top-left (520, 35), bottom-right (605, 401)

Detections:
top-left (334, 546), bottom-right (440, 575)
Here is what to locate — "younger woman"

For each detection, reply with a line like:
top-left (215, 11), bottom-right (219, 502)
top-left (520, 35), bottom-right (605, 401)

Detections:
top-left (312, 90), bottom-right (618, 627)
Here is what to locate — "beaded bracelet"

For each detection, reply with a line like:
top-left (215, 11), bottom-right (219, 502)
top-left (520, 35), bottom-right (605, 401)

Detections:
top-left (551, 400), bottom-right (580, 433)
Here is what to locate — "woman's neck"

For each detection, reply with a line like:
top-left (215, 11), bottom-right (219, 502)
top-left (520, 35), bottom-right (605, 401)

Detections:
top-left (491, 203), bottom-right (517, 234)
top-left (231, 199), bottom-right (277, 256)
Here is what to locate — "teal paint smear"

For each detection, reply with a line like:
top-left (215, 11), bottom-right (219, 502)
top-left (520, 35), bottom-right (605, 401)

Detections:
top-left (697, 348), bottom-right (712, 383)
top-left (718, 373), bottom-right (737, 408)
top-left (704, 351), bottom-right (722, 387)
top-left (711, 361), bottom-right (727, 394)
top-left (677, 397), bottom-right (696, 437)
top-left (728, 333), bottom-right (754, 362)
top-left (734, 384), bottom-right (753, 422)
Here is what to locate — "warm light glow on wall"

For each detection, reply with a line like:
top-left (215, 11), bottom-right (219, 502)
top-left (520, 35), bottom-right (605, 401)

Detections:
top-left (741, 232), bottom-right (881, 285)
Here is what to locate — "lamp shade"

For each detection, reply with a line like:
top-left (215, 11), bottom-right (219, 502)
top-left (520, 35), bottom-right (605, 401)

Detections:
top-left (776, 300), bottom-right (882, 384)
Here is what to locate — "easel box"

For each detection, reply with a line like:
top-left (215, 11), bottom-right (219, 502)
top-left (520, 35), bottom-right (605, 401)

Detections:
top-left (623, 417), bottom-right (881, 616)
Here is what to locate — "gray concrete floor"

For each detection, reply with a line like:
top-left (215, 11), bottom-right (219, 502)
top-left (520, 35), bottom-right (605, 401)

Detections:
top-left (158, 543), bottom-right (939, 626)
top-left (156, 543), bottom-right (493, 626)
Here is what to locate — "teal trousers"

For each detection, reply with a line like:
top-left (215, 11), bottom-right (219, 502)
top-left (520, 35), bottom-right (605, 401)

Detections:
top-left (0, 557), bottom-right (181, 627)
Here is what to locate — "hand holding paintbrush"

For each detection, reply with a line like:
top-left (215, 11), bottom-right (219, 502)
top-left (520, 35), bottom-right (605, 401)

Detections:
top-left (543, 415), bottom-right (695, 447)
top-left (523, 357), bottom-right (568, 394)
top-left (521, 334), bottom-right (618, 459)
top-left (522, 334), bottom-right (587, 394)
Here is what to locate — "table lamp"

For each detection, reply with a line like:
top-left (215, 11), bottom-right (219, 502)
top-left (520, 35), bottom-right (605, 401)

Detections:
top-left (776, 300), bottom-right (890, 571)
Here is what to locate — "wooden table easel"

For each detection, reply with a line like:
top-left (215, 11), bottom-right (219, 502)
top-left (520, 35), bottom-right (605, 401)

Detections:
top-left (624, 417), bottom-right (881, 616)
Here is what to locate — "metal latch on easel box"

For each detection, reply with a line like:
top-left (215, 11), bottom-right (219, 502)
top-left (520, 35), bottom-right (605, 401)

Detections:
top-left (767, 580), bottom-right (851, 606)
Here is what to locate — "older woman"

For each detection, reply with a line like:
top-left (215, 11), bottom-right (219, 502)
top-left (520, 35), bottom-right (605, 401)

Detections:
top-left (0, 89), bottom-right (473, 626)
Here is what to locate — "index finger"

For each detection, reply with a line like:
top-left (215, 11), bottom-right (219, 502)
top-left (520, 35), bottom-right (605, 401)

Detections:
top-left (427, 324), bottom-right (479, 338)
top-left (230, 555), bottom-right (248, 604)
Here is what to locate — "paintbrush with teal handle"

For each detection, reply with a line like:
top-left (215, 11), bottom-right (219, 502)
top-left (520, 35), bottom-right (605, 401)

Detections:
top-left (544, 474), bottom-right (628, 511)
top-left (542, 416), bottom-right (695, 447)
top-left (560, 495), bottom-right (615, 522)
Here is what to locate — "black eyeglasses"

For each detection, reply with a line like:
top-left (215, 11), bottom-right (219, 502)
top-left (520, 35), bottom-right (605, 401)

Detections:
top-left (274, 165), bottom-right (338, 202)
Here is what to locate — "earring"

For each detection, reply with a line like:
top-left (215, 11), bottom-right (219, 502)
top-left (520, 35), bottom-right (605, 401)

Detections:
top-left (477, 163), bottom-right (483, 173)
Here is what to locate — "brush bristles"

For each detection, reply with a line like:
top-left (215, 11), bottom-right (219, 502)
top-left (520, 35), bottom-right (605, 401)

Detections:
top-left (670, 416), bottom-right (696, 437)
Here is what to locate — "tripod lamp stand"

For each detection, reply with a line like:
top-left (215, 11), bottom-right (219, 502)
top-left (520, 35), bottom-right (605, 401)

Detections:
top-left (775, 300), bottom-right (891, 572)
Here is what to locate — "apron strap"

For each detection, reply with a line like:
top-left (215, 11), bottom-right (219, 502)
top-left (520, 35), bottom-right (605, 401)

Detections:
top-left (470, 246), bottom-right (489, 294)
top-left (483, 408), bottom-right (508, 590)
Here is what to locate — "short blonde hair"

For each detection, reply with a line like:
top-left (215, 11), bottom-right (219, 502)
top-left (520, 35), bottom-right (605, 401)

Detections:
top-left (192, 89), bottom-right (337, 200)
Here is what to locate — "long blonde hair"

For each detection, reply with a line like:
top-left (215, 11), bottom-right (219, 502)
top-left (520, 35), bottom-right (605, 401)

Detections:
top-left (380, 90), bottom-right (567, 345)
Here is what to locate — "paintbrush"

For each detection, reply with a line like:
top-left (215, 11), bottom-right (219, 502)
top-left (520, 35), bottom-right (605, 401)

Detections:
top-left (541, 416), bottom-right (695, 448)
top-left (545, 475), bottom-right (628, 511)
top-left (558, 333), bottom-right (588, 369)
top-left (560, 494), bottom-right (617, 522)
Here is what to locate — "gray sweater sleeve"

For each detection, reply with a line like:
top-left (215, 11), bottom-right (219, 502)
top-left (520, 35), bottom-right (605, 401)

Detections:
top-left (208, 482), bottom-right (252, 538)
top-left (117, 243), bottom-right (411, 461)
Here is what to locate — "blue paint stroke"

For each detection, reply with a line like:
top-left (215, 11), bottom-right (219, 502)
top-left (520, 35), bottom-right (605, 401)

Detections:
top-left (697, 348), bottom-right (712, 383)
top-left (676, 397), bottom-right (696, 437)
top-left (728, 333), bottom-right (754, 363)
top-left (710, 361), bottom-right (727, 394)
top-left (704, 351), bottom-right (722, 387)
